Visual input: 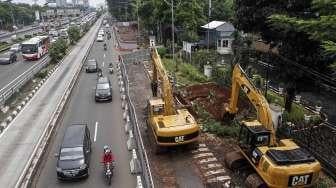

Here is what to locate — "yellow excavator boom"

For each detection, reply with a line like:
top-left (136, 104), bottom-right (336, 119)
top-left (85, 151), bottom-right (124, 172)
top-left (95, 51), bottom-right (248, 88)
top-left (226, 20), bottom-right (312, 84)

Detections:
top-left (227, 64), bottom-right (276, 145)
top-left (150, 48), bottom-right (175, 116)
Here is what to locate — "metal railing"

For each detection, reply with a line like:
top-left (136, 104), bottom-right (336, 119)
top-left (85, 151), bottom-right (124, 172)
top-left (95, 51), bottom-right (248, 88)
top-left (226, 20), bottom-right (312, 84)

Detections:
top-left (0, 55), bottom-right (49, 105)
top-left (119, 55), bottom-right (155, 188)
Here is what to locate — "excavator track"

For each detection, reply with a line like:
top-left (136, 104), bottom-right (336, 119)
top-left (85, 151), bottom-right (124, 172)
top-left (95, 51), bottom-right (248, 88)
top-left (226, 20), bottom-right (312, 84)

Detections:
top-left (225, 150), bottom-right (248, 170)
top-left (245, 173), bottom-right (267, 188)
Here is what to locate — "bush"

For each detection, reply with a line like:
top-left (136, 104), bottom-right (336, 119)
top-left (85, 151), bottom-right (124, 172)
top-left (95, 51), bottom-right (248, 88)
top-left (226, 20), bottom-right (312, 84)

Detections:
top-left (179, 63), bottom-right (208, 83)
top-left (35, 70), bottom-right (48, 79)
top-left (24, 34), bottom-right (32, 39)
top-left (157, 47), bottom-right (167, 58)
top-left (203, 119), bottom-right (240, 137)
top-left (212, 66), bottom-right (232, 87)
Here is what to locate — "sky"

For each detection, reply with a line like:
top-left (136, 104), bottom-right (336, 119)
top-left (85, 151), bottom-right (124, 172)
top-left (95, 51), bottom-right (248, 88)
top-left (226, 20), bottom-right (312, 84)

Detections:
top-left (10, 0), bottom-right (105, 7)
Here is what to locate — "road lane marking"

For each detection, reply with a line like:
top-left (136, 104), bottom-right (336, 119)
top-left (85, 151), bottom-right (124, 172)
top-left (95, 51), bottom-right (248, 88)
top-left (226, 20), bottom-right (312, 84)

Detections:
top-left (102, 61), bottom-right (105, 68)
top-left (94, 122), bottom-right (98, 142)
top-left (104, 54), bottom-right (106, 58)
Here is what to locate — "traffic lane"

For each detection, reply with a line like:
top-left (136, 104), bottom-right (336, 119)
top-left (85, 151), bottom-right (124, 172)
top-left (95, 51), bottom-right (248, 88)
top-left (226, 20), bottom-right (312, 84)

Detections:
top-left (35, 37), bottom-right (136, 188)
top-left (0, 53), bottom-right (40, 89)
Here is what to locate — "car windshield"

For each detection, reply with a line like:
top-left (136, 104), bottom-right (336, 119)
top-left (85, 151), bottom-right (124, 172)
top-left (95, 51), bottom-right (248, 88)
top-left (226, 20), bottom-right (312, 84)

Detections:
top-left (21, 44), bottom-right (37, 53)
top-left (97, 83), bottom-right (109, 90)
top-left (60, 147), bottom-right (84, 161)
top-left (87, 60), bottom-right (96, 66)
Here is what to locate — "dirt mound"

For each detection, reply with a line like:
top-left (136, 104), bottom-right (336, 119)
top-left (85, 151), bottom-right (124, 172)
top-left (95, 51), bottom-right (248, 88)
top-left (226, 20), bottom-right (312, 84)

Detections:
top-left (177, 82), bottom-right (251, 120)
top-left (178, 83), bottom-right (230, 120)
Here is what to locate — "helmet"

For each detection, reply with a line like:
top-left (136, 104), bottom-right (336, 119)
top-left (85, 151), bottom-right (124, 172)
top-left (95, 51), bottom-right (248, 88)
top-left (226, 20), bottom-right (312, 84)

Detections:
top-left (105, 149), bottom-right (111, 153)
top-left (104, 145), bottom-right (109, 151)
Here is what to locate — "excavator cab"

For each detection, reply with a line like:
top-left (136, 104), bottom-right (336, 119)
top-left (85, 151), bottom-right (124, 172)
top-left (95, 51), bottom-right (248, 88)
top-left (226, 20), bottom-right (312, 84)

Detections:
top-left (148, 98), bottom-right (165, 117)
top-left (238, 120), bottom-right (271, 164)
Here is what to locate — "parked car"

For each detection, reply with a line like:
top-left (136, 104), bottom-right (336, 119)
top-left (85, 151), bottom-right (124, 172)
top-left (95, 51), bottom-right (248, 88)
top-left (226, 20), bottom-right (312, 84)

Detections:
top-left (9, 43), bottom-right (21, 53)
top-left (96, 34), bottom-right (104, 42)
top-left (0, 51), bottom-right (17, 64)
top-left (95, 77), bottom-right (112, 102)
top-left (86, 59), bottom-right (98, 73)
top-left (56, 124), bottom-right (91, 180)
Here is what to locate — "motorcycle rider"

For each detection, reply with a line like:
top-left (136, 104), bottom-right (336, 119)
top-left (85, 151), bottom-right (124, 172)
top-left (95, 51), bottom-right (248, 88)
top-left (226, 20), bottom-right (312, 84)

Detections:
top-left (104, 43), bottom-right (107, 50)
top-left (102, 145), bottom-right (115, 166)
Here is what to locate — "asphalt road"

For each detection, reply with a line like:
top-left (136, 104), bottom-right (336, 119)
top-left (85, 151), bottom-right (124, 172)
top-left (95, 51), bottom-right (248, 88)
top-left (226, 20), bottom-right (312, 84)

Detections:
top-left (35, 29), bottom-right (136, 188)
top-left (0, 53), bottom-right (46, 90)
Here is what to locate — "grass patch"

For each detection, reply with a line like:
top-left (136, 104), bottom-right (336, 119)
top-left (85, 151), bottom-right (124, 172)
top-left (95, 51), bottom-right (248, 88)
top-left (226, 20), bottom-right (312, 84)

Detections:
top-left (193, 103), bottom-right (240, 138)
top-left (162, 58), bottom-right (208, 86)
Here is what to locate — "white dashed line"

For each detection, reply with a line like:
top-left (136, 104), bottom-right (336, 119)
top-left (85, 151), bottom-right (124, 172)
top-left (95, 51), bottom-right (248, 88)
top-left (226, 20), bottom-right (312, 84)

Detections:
top-left (102, 62), bottom-right (105, 68)
top-left (94, 122), bottom-right (98, 142)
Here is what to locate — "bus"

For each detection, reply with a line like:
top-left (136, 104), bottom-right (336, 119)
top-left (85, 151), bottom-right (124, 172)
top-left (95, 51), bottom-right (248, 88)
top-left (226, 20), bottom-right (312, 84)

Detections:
top-left (22, 36), bottom-right (50, 61)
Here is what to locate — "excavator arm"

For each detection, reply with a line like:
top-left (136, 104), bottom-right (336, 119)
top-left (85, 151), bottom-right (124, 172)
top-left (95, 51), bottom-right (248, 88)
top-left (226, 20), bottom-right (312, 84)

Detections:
top-left (150, 48), bottom-right (175, 116)
top-left (227, 64), bottom-right (276, 145)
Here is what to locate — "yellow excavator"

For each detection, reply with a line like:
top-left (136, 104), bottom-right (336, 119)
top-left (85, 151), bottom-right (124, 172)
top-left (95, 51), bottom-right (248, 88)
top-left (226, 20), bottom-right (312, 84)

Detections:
top-left (224, 64), bottom-right (321, 187)
top-left (146, 48), bottom-right (200, 152)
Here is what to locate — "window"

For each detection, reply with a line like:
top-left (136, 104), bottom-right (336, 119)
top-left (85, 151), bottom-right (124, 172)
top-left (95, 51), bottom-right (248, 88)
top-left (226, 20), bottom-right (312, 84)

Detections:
top-left (222, 40), bottom-right (229, 47)
top-left (218, 40), bottom-right (221, 47)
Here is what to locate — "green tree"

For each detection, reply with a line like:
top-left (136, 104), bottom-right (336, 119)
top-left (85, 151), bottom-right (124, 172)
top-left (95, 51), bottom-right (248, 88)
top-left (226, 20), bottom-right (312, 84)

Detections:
top-left (269, 0), bottom-right (336, 67)
top-left (68, 26), bottom-right (81, 45)
top-left (233, 0), bottom-right (334, 112)
top-left (205, 0), bottom-right (234, 21)
top-left (175, 0), bottom-right (206, 42)
top-left (49, 39), bottom-right (68, 63)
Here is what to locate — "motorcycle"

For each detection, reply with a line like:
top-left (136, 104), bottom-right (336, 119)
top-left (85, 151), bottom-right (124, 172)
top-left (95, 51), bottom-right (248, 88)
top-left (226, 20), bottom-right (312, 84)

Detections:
top-left (108, 63), bottom-right (113, 74)
top-left (103, 161), bottom-right (116, 185)
top-left (104, 44), bottom-right (107, 51)
top-left (104, 162), bottom-right (113, 185)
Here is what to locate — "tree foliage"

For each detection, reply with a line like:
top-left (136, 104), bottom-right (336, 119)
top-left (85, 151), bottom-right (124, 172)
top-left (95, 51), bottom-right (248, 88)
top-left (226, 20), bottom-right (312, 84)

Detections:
top-left (107, 0), bottom-right (233, 44)
top-left (234, 0), bottom-right (336, 112)
top-left (0, 2), bottom-right (44, 30)
top-left (269, 0), bottom-right (336, 65)
top-left (68, 26), bottom-right (81, 45)
top-left (49, 39), bottom-right (68, 63)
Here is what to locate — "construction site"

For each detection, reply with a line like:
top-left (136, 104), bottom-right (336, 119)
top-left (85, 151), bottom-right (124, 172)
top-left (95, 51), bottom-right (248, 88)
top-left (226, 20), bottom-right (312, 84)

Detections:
top-left (115, 21), bottom-right (336, 188)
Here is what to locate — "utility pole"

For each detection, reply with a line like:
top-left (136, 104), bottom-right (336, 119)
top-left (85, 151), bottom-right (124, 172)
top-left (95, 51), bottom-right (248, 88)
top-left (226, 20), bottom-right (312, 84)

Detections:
top-left (137, 0), bottom-right (140, 45)
top-left (207, 0), bottom-right (211, 51)
top-left (171, 0), bottom-right (175, 72)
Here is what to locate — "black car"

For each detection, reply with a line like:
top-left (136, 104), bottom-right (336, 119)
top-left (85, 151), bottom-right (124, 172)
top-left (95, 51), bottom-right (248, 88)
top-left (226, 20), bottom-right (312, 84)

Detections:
top-left (85, 59), bottom-right (98, 73)
top-left (95, 77), bottom-right (112, 102)
top-left (0, 51), bottom-right (17, 65)
top-left (56, 124), bottom-right (91, 180)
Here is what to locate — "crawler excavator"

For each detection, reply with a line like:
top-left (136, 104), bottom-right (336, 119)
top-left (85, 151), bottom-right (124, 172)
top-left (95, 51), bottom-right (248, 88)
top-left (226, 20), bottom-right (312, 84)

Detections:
top-left (224, 64), bottom-right (321, 187)
top-left (146, 48), bottom-right (200, 152)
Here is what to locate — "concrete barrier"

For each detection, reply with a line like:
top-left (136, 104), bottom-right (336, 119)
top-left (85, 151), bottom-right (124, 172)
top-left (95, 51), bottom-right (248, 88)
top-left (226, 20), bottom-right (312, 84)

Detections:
top-left (136, 176), bottom-right (143, 188)
top-left (129, 149), bottom-right (141, 174)
top-left (127, 130), bottom-right (136, 150)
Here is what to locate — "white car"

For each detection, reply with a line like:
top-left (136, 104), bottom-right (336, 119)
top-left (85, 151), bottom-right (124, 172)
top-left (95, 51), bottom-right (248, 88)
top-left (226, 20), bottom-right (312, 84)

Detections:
top-left (98, 30), bottom-right (104, 36)
top-left (96, 35), bottom-right (104, 42)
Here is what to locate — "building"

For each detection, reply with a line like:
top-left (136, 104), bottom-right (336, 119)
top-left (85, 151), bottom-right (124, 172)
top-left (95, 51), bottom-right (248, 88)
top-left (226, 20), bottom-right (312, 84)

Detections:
top-left (55, 0), bottom-right (67, 7)
top-left (201, 21), bottom-right (235, 55)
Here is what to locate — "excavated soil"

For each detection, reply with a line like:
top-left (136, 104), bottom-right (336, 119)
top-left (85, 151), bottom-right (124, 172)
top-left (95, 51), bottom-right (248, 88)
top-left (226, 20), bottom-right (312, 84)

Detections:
top-left (177, 82), bottom-right (253, 121)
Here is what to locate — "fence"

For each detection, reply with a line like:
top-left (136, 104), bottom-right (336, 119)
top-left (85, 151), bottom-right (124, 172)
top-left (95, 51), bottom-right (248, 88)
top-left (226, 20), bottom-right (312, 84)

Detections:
top-left (119, 52), bottom-right (154, 188)
top-left (0, 55), bottom-right (49, 106)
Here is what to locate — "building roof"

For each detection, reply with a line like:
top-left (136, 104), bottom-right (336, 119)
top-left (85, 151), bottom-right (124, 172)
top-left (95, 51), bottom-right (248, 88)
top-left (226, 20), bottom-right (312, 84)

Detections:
top-left (201, 21), bottom-right (225, 29)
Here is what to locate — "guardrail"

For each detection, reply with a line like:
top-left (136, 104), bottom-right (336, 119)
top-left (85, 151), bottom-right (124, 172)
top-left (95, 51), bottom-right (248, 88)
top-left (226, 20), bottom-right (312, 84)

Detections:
top-left (0, 55), bottom-right (49, 106)
top-left (15, 18), bottom-right (100, 188)
top-left (119, 54), bottom-right (155, 188)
